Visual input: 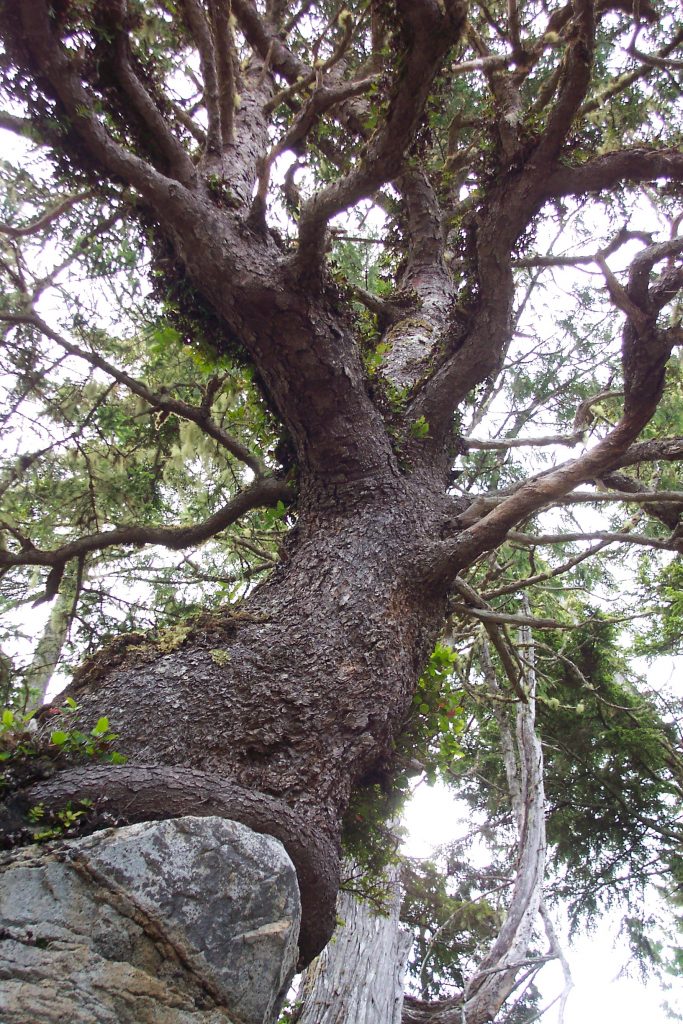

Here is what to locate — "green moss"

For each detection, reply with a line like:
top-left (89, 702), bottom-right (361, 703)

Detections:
top-left (153, 623), bottom-right (192, 654)
top-left (210, 649), bottom-right (231, 666)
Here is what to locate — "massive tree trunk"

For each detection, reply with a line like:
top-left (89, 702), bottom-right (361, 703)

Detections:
top-left (32, 472), bottom-right (454, 961)
top-left (1, 0), bottom-right (681, 982)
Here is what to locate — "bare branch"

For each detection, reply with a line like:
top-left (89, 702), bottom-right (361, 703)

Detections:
top-left (0, 477), bottom-right (294, 577)
top-left (626, 42), bottom-right (683, 71)
top-left (0, 192), bottom-right (93, 239)
top-left (483, 540), bottom-right (613, 599)
top-left (557, 488), bottom-right (683, 506)
top-left (508, 529), bottom-right (681, 552)
top-left (514, 226), bottom-right (655, 268)
top-left (426, 385), bottom-right (681, 585)
top-left (580, 27), bottom-right (683, 114)
top-left (598, 471), bottom-right (682, 531)
top-left (463, 636), bottom-right (547, 1023)
top-left (463, 432), bottom-right (584, 450)
top-left (453, 605), bottom-right (595, 630)
top-left (452, 577), bottom-right (527, 701)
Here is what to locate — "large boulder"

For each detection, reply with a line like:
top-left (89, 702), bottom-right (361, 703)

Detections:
top-left (0, 816), bottom-right (301, 1024)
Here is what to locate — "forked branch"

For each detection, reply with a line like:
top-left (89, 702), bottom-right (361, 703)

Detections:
top-left (296, 0), bottom-right (468, 269)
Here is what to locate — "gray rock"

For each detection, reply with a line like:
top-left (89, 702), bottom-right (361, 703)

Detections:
top-left (0, 816), bottom-right (301, 1024)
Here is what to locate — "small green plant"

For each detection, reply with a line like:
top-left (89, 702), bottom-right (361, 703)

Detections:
top-left (0, 698), bottom-right (127, 787)
top-left (206, 174), bottom-right (239, 208)
top-left (0, 699), bottom-right (127, 846)
top-left (364, 340), bottom-right (391, 375)
top-left (409, 415), bottom-right (430, 439)
top-left (28, 799), bottom-right (94, 842)
top-left (210, 649), bottom-right (231, 666)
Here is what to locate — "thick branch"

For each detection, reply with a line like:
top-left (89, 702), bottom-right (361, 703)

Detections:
top-left (599, 471), bottom-right (682, 531)
top-left (22, 763), bottom-right (338, 965)
top-left (0, 477), bottom-right (293, 574)
top-left (627, 236), bottom-right (683, 310)
top-left (108, 0), bottom-right (195, 179)
top-left (180, 0), bottom-right (223, 155)
top-left (427, 394), bottom-right (678, 583)
top-left (544, 148), bottom-right (683, 200)
top-left (232, 0), bottom-right (308, 83)
top-left (380, 168), bottom-right (456, 392)
top-left (14, 0), bottom-right (195, 205)
top-left (534, 0), bottom-right (595, 162)
top-left (0, 109), bottom-right (36, 136)
top-left (611, 436), bottom-right (683, 469)
top-left (209, 0), bottom-right (238, 147)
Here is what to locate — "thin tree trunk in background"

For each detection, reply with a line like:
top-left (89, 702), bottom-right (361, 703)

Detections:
top-left (296, 864), bottom-right (411, 1024)
top-left (24, 586), bottom-right (74, 709)
top-left (461, 632), bottom-right (547, 1023)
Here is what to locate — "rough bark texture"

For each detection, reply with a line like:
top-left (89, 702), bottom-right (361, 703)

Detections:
top-left (28, 473), bottom-right (454, 962)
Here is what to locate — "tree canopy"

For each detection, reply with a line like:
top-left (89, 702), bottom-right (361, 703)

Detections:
top-left (0, 0), bottom-right (682, 1019)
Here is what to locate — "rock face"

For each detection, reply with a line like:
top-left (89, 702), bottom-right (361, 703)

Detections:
top-left (0, 816), bottom-right (301, 1024)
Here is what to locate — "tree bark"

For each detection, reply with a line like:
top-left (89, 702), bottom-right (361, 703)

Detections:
top-left (24, 473), bottom-right (456, 962)
top-left (296, 865), bottom-right (411, 1024)
top-left (25, 576), bottom-right (81, 709)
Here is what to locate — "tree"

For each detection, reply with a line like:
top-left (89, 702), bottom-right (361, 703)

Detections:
top-left (0, 0), bottom-right (682, 1005)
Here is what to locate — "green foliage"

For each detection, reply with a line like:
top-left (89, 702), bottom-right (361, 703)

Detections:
top-left (0, 698), bottom-right (126, 787)
top-left (409, 416), bottom-right (430, 440)
top-left (27, 799), bottom-right (94, 842)
top-left (0, 175), bottom-right (287, 681)
top-left (0, 697), bottom-right (127, 845)
top-left (401, 857), bottom-right (503, 998)
top-left (635, 557), bottom-right (683, 657)
top-left (0, 0), bottom-right (682, 1010)
top-left (446, 605), bottom-right (683, 980)
top-left (342, 643), bottom-right (465, 888)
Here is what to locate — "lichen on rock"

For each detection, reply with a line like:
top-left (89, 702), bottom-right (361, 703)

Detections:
top-left (0, 815), bottom-right (301, 1024)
